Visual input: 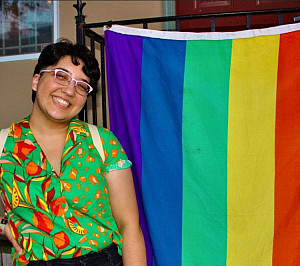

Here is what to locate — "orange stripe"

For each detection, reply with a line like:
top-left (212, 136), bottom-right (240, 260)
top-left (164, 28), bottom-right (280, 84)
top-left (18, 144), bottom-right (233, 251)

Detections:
top-left (273, 31), bottom-right (300, 265)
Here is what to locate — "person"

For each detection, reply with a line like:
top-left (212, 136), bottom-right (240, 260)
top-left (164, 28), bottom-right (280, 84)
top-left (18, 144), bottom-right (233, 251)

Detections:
top-left (0, 40), bottom-right (146, 266)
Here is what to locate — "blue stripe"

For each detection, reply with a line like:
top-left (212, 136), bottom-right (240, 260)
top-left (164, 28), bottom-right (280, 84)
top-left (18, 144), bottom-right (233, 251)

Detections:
top-left (140, 37), bottom-right (186, 265)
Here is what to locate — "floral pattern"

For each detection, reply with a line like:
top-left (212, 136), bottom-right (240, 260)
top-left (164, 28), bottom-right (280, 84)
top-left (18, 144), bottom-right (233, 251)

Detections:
top-left (0, 116), bottom-right (131, 266)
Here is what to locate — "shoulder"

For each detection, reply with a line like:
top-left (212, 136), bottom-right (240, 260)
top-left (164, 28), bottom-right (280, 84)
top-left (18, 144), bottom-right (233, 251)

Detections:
top-left (3, 117), bottom-right (31, 138)
top-left (82, 122), bottom-right (118, 141)
top-left (96, 126), bottom-right (116, 138)
top-left (95, 127), bottom-right (125, 150)
top-left (70, 119), bottom-right (111, 136)
top-left (73, 119), bottom-right (123, 148)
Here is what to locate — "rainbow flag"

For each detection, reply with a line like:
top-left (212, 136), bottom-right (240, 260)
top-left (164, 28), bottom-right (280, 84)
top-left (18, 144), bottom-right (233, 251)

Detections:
top-left (105, 24), bottom-right (300, 266)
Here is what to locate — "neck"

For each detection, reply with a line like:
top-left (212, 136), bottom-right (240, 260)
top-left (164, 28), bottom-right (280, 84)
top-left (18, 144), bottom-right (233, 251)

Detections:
top-left (30, 118), bottom-right (69, 137)
top-left (29, 108), bottom-right (70, 137)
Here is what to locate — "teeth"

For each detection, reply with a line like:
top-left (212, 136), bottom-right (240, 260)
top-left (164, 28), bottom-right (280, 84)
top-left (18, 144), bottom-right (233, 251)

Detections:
top-left (53, 96), bottom-right (70, 107)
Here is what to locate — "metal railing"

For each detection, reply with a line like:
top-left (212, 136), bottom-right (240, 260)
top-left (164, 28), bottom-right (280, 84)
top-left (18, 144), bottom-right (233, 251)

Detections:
top-left (74, 0), bottom-right (300, 127)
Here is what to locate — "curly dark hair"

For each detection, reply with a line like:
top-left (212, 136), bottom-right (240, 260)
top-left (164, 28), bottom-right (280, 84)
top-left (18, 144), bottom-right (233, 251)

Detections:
top-left (32, 39), bottom-right (100, 102)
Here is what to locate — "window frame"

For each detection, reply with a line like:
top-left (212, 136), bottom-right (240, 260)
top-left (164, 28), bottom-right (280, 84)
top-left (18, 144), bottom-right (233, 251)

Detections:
top-left (0, 1), bottom-right (59, 63)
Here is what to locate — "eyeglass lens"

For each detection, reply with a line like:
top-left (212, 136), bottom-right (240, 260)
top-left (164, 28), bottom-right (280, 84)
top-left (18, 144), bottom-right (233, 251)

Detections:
top-left (54, 70), bottom-right (90, 95)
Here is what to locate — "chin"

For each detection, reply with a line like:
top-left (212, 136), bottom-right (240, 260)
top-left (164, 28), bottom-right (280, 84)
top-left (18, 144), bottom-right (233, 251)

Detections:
top-left (47, 114), bottom-right (74, 123)
top-left (48, 110), bottom-right (80, 122)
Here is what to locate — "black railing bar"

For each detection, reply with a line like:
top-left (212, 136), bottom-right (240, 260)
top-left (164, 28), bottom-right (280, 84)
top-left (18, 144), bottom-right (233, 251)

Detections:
top-left (92, 92), bottom-right (97, 125)
top-left (175, 19), bottom-right (180, 31)
top-left (84, 28), bottom-right (104, 43)
top-left (246, 14), bottom-right (251, 29)
top-left (211, 17), bottom-right (215, 32)
top-left (73, 1), bottom-right (85, 18)
top-left (90, 37), bottom-right (95, 56)
top-left (80, 102), bottom-right (88, 122)
top-left (100, 42), bottom-right (107, 128)
top-left (74, 0), bottom-right (86, 121)
top-left (143, 22), bottom-right (148, 29)
top-left (83, 8), bottom-right (300, 29)
top-left (278, 12), bottom-right (283, 25)
top-left (90, 37), bottom-right (98, 126)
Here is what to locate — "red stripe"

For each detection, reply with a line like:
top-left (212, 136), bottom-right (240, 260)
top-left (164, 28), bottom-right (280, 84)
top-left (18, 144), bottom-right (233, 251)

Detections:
top-left (273, 31), bottom-right (300, 265)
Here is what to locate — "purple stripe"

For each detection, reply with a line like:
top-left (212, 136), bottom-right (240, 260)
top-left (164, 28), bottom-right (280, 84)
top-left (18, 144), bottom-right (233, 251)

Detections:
top-left (105, 30), bottom-right (153, 264)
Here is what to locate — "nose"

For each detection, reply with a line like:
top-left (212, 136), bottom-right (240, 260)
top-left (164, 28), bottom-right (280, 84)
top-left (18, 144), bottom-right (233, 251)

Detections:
top-left (61, 81), bottom-right (76, 96)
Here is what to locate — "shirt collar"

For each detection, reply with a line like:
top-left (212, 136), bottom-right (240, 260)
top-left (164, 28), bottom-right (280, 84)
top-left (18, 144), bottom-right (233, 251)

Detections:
top-left (68, 118), bottom-right (89, 136)
top-left (14, 116), bottom-right (89, 138)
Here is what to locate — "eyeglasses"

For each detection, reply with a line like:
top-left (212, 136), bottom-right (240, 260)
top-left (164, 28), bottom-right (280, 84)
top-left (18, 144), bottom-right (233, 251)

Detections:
top-left (39, 68), bottom-right (93, 96)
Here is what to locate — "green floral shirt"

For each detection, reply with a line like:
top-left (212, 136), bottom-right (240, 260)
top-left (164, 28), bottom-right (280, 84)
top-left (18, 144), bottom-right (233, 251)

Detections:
top-left (0, 116), bottom-right (131, 266)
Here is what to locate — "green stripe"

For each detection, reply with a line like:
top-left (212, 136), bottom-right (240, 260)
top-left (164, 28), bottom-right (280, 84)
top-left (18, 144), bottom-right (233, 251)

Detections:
top-left (182, 39), bottom-right (232, 265)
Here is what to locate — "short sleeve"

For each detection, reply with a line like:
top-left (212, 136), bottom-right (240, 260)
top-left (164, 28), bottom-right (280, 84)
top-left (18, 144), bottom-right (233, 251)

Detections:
top-left (98, 127), bottom-right (132, 173)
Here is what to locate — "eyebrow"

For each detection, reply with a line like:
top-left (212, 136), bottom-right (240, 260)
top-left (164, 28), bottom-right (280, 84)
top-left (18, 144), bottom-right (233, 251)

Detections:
top-left (56, 67), bottom-right (90, 84)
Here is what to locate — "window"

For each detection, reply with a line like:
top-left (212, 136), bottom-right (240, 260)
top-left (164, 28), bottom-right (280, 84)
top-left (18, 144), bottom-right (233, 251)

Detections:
top-left (0, 0), bottom-right (59, 62)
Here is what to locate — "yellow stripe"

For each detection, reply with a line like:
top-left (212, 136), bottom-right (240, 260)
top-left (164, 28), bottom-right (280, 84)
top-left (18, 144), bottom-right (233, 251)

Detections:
top-left (227, 35), bottom-right (279, 265)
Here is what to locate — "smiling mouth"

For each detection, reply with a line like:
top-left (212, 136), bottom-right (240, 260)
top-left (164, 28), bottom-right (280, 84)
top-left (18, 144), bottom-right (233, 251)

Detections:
top-left (53, 96), bottom-right (70, 108)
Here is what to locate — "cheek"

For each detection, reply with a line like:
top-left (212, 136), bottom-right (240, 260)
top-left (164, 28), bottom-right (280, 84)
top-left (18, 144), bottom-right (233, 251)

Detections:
top-left (36, 81), bottom-right (56, 96)
top-left (35, 85), bottom-right (47, 99)
top-left (76, 97), bottom-right (87, 110)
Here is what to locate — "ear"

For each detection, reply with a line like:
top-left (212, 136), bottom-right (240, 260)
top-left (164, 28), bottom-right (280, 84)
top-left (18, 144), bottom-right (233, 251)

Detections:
top-left (32, 74), bottom-right (40, 92)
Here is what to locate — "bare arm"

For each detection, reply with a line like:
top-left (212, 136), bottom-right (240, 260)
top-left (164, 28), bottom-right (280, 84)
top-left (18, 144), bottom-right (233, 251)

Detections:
top-left (106, 168), bottom-right (146, 266)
